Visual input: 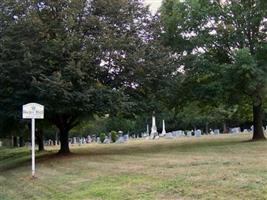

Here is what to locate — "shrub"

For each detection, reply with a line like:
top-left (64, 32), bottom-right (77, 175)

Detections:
top-left (99, 132), bottom-right (106, 143)
top-left (110, 131), bottom-right (117, 143)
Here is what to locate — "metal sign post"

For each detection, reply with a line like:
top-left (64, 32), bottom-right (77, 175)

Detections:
top-left (22, 103), bottom-right (44, 178)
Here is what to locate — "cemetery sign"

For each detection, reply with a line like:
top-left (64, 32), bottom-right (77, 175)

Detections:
top-left (22, 103), bottom-right (44, 178)
top-left (23, 103), bottom-right (44, 119)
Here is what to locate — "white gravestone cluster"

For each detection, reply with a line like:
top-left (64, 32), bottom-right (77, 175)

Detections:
top-left (230, 127), bottom-right (241, 134)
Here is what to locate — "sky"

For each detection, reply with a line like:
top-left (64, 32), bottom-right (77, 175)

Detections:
top-left (144, 0), bottom-right (163, 13)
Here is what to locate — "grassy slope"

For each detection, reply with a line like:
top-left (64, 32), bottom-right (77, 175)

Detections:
top-left (1, 134), bottom-right (267, 200)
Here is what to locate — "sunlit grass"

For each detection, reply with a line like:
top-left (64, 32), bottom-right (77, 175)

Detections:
top-left (1, 133), bottom-right (267, 200)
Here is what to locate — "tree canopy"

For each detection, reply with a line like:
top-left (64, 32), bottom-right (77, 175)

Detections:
top-left (160, 0), bottom-right (267, 140)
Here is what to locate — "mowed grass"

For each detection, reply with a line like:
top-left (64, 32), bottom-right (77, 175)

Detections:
top-left (1, 133), bottom-right (267, 200)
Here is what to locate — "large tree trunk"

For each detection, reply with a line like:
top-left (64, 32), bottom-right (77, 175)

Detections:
top-left (252, 103), bottom-right (266, 140)
top-left (12, 136), bottom-right (18, 147)
top-left (51, 114), bottom-right (78, 154)
top-left (205, 122), bottom-right (209, 134)
top-left (58, 128), bottom-right (70, 154)
top-left (223, 122), bottom-right (228, 133)
top-left (36, 129), bottom-right (45, 151)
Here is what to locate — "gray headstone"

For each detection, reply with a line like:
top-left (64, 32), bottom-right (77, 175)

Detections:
top-left (194, 129), bottom-right (201, 137)
top-left (116, 136), bottom-right (125, 143)
top-left (186, 131), bottom-right (192, 137)
top-left (123, 134), bottom-right (129, 141)
top-left (165, 132), bottom-right (174, 138)
top-left (103, 137), bottom-right (110, 144)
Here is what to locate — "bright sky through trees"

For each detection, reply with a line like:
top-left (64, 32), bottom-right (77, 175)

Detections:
top-left (144, 0), bottom-right (162, 13)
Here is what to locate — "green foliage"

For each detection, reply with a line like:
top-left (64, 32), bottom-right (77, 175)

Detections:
top-left (160, 0), bottom-right (267, 137)
top-left (0, 0), bottom-right (168, 151)
top-left (106, 117), bottom-right (135, 133)
top-left (110, 131), bottom-right (117, 143)
top-left (99, 132), bottom-right (106, 143)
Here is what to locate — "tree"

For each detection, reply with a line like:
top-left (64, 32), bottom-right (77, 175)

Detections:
top-left (1, 0), bottom-right (170, 153)
top-left (161, 0), bottom-right (267, 140)
top-left (0, 0), bottom-right (123, 153)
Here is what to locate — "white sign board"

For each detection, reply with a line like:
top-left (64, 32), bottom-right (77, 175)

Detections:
top-left (23, 103), bottom-right (44, 119)
top-left (22, 102), bottom-right (44, 178)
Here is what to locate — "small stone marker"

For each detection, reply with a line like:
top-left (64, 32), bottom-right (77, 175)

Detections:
top-left (165, 132), bottom-right (174, 138)
top-left (194, 129), bottom-right (201, 137)
top-left (186, 131), bottom-right (192, 137)
top-left (103, 137), bottom-right (110, 144)
top-left (123, 134), bottom-right (129, 141)
top-left (116, 136), bottom-right (125, 143)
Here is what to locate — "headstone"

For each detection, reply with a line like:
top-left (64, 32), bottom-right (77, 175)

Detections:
top-left (0, 140), bottom-right (2, 147)
top-left (230, 127), bottom-right (240, 134)
top-left (214, 129), bottom-right (220, 134)
top-left (165, 132), bottom-right (174, 138)
top-left (177, 130), bottom-right (183, 136)
top-left (146, 125), bottom-right (149, 137)
top-left (116, 136), bottom-right (125, 143)
top-left (96, 137), bottom-right (100, 143)
top-left (92, 135), bottom-right (96, 142)
top-left (87, 135), bottom-right (92, 143)
top-left (181, 131), bottom-right (185, 136)
top-left (171, 131), bottom-right (177, 137)
top-left (150, 115), bottom-right (158, 139)
top-left (195, 129), bottom-right (201, 137)
top-left (186, 131), bottom-right (192, 137)
top-left (103, 136), bottom-right (110, 144)
top-left (251, 125), bottom-right (254, 132)
top-left (123, 134), bottom-right (129, 141)
top-left (160, 120), bottom-right (166, 136)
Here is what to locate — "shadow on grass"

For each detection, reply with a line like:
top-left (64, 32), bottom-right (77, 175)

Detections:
top-left (0, 150), bottom-right (54, 172)
top-left (74, 138), bottom-right (246, 156)
top-left (0, 137), bottom-right (258, 172)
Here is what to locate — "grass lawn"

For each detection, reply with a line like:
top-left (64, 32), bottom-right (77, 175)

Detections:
top-left (1, 133), bottom-right (267, 200)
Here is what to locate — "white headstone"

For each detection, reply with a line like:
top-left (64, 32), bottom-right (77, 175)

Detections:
top-left (150, 115), bottom-right (158, 139)
top-left (123, 134), bottom-right (129, 141)
top-left (195, 129), bottom-right (201, 137)
top-left (186, 131), bottom-right (192, 137)
top-left (160, 120), bottom-right (166, 136)
top-left (165, 132), bottom-right (174, 138)
top-left (103, 137), bottom-right (110, 144)
top-left (116, 136), bottom-right (125, 143)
